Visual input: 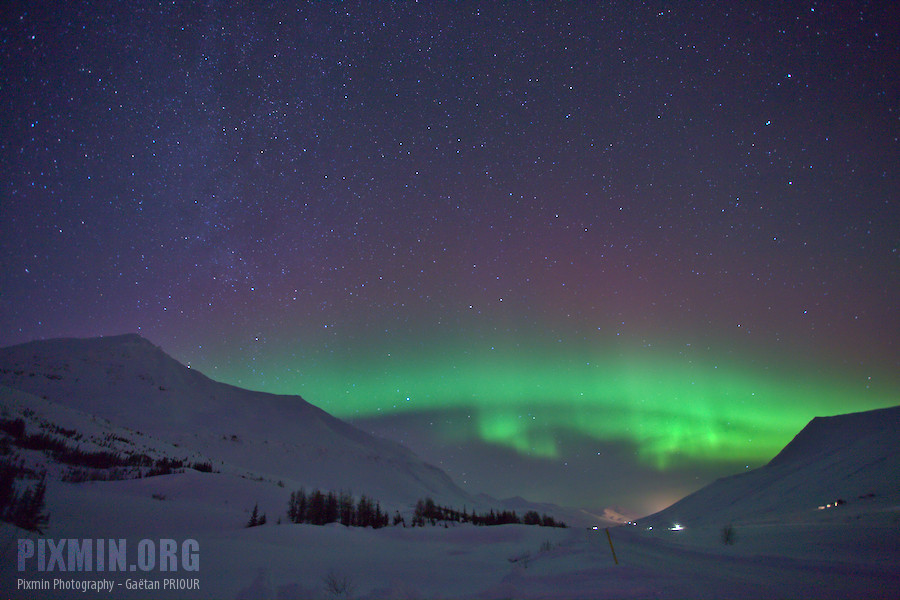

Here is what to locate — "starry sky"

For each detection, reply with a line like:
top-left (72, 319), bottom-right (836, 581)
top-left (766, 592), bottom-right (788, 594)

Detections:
top-left (1, 1), bottom-right (897, 516)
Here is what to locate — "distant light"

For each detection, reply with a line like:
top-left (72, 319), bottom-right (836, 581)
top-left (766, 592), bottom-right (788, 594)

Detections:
top-left (669, 523), bottom-right (684, 531)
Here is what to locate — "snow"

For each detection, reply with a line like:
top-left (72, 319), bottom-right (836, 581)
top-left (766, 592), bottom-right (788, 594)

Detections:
top-left (0, 334), bottom-right (474, 511)
top-left (637, 405), bottom-right (900, 532)
top-left (1, 335), bottom-right (898, 599)
top-left (3, 485), bottom-right (898, 599)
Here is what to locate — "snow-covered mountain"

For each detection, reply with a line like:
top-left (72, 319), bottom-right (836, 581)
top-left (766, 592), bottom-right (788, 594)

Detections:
top-left (637, 405), bottom-right (900, 530)
top-left (0, 333), bottom-right (471, 509)
top-left (2, 338), bottom-right (897, 599)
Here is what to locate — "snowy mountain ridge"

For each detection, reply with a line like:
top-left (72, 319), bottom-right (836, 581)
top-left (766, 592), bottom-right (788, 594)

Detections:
top-left (0, 333), bottom-right (596, 525)
top-left (0, 334), bottom-right (472, 509)
top-left (637, 404), bottom-right (900, 531)
top-left (1, 336), bottom-right (898, 599)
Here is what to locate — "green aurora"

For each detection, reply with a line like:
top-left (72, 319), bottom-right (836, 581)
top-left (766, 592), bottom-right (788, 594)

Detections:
top-left (210, 335), bottom-right (897, 471)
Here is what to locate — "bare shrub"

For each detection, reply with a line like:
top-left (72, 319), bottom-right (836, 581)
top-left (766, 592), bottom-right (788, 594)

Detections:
top-left (721, 524), bottom-right (736, 545)
top-left (323, 569), bottom-right (355, 598)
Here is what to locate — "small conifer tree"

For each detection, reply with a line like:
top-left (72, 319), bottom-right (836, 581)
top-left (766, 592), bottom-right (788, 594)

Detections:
top-left (247, 503), bottom-right (260, 527)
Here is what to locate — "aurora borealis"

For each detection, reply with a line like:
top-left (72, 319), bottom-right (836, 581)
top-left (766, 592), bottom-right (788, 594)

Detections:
top-left (1, 2), bottom-right (897, 515)
top-left (197, 327), bottom-right (895, 469)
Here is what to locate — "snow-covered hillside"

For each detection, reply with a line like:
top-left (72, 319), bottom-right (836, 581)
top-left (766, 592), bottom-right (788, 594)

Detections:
top-left (637, 405), bottom-right (900, 533)
top-left (0, 334), bottom-right (470, 509)
top-left (0, 384), bottom-right (213, 481)
top-left (1, 335), bottom-right (897, 599)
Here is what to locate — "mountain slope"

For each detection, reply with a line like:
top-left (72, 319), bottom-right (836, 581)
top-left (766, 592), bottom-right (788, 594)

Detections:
top-left (0, 334), bottom-right (471, 508)
top-left (638, 405), bottom-right (900, 529)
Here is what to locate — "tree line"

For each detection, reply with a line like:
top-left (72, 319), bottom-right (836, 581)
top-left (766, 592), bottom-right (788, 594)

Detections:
top-left (412, 496), bottom-right (566, 528)
top-left (1, 416), bottom-right (213, 478)
top-left (282, 489), bottom-right (566, 530)
top-left (287, 488), bottom-right (392, 528)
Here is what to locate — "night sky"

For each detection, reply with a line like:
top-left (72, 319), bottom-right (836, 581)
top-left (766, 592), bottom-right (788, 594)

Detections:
top-left (2, 2), bottom-right (897, 516)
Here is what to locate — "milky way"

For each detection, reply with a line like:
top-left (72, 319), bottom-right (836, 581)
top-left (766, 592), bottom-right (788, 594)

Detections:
top-left (1, 2), bottom-right (896, 514)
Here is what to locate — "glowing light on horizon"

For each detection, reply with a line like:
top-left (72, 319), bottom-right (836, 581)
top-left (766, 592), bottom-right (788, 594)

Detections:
top-left (200, 333), bottom-right (897, 471)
